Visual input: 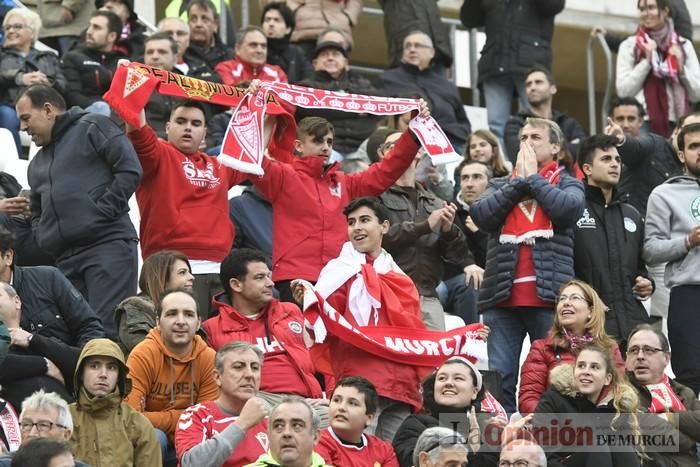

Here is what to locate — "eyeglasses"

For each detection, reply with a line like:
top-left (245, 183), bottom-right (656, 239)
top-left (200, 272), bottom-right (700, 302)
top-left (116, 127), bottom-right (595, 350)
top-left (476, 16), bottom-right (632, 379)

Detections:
top-left (499, 460), bottom-right (540, 467)
top-left (20, 420), bottom-right (68, 433)
top-left (404, 42), bottom-right (431, 50)
top-left (627, 345), bottom-right (665, 356)
top-left (4, 23), bottom-right (30, 31)
top-left (556, 294), bottom-right (589, 304)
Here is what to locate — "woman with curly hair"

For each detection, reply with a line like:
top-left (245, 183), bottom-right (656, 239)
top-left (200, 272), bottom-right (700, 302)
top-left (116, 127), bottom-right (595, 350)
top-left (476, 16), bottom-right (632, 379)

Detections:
top-left (518, 279), bottom-right (625, 414)
top-left (533, 344), bottom-right (643, 466)
top-left (114, 250), bottom-right (194, 355)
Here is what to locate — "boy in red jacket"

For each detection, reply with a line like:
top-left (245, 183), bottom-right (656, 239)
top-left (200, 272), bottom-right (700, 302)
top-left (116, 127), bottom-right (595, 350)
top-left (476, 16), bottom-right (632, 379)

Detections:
top-left (316, 376), bottom-right (399, 466)
top-left (247, 86), bottom-right (429, 301)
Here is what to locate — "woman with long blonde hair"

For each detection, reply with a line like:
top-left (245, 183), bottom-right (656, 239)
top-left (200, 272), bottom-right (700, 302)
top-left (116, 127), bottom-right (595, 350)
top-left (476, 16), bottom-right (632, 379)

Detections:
top-left (533, 344), bottom-right (643, 466)
top-left (518, 279), bottom-right (625, 414)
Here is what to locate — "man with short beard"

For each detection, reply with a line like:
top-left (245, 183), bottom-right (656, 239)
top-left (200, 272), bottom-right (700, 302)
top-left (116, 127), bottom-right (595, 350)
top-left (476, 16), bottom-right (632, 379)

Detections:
top-left (61, 10), bottom-right (125, 114)
top-left (644, 122), bottom-right (700, 395)
top-left (574, 134), bottom-right (652, 348)
top-left (504, 66), bottom-right (586, 164)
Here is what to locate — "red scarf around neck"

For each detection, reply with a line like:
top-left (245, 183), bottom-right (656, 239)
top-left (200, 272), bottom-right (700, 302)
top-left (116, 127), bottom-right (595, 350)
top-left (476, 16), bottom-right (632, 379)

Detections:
top-left (647, 375), bottom-right (686, 413)
top-left (500, 161), bottom-right (563, 245)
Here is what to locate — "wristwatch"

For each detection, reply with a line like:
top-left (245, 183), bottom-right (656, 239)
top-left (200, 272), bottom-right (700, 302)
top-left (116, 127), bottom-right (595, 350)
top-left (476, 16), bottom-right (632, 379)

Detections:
top-left (26, 334), bottom-right (34, 345)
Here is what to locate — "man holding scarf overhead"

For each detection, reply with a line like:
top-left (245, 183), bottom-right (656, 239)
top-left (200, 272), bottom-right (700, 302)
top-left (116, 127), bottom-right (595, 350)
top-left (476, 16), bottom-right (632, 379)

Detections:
top-left (470, 117), bottom-right (584, 414)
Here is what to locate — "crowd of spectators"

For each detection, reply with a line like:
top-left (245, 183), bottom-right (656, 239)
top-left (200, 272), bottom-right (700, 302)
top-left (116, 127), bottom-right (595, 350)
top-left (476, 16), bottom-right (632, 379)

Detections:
top-left (0, 0), bottom-right (699, 466)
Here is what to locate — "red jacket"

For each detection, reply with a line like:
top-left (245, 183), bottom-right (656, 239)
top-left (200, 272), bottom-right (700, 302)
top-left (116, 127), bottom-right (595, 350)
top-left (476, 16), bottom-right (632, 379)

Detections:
top-left (253, 130), bottom-right (420, 282)
top-left (128, 125), bottom-right (245, 261)
top-left (215, 57), bottom-right (288, 86)
top-left (203, 295), bottom-right (323, 398)
top-left (315, 428), bottom-right (399, 467)
top-left (324, 279), bottom-right (423, 412)
top-left (518, 333), bottom-right (625, 414)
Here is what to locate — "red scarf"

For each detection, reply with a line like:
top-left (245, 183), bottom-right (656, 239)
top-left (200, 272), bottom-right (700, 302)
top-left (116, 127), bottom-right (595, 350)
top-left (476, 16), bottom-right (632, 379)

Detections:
top-left (302, 283), bottom-right (488, 368)
top-left (634, 20), bottom-right (688, 137)
top-left (646, 375), bottom-right (686, 413)
top-left (103, 63), bottom-right (462, 175)
top-left (500, 161), bottom-right (563, 244)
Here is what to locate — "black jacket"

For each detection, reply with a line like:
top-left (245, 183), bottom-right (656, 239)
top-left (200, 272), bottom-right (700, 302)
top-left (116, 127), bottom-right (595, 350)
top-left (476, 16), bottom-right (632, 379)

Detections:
top-left (380, 183), bottom-right (469, 297)
top-left (574, 185), bottom-right (651, 343)
top-left (267, 37), bottom-right (313, 84)
top-left (504, 109), bottom-right (587, 164)
top-left (444, 195), bottom-right (488, 280)
top-left (27, 108), bottom-right (141, 258)
top-left (534, 365), bottom-right (641, 467)
top-left (297, 69), bottom-right (383, 154)
top-left (60, 46), bottom-right (127, 107)
top-left (460, 0), bottom-right (565, 84)
top-left (471, 173), bottom-right (585, 310)
top-left (392, 373), bottom-right (498, 467)
top-left (378, 0), bottom-right (453, 69)
top-left (379, 62), bottom-right (471, 146)
top-left (14, 264), bottom-right (104, 347)
top-left (617, 133), bottom-right (683, 216)
top-left (0, 47), bottom-right (67, 106)
top-left (183, 35), bottom-right (233, 72)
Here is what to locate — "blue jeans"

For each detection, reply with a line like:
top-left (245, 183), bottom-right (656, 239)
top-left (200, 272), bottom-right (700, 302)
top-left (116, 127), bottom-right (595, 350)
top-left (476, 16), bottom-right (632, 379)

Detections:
top-left (0, 104), bottom-right (21, 156)
top-left (483, 306), bottom-right (553, 414)
top-left (436, 273), bottom-right (479, 325)
top-left (482, 73), bottom-right (529, 144)
top-left (155, 429), bottom-right (177, 467)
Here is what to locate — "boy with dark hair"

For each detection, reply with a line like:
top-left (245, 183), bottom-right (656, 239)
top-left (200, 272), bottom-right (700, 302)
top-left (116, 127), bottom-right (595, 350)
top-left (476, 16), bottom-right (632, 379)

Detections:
top-left (123, 98), bottom-right (247, 319)
top-left (573, 134), bottom-right (652, 348)
top-left (295, 196), bottom-right (425, 441)
top-left (316, 376), bottom-right (398, 466)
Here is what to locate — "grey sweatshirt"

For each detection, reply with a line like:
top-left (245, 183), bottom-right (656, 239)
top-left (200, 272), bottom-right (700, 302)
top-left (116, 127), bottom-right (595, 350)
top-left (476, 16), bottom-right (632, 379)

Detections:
top-left (644, 175), bottom-right (700, 288)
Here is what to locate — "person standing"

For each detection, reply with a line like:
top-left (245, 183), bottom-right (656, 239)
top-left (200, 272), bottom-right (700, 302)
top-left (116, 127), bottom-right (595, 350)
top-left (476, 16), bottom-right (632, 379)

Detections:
top-left (460, 0), bottom-right (565, 144)
top-left (644, 122), bottom-right (700, 394)
top-left (15, 85), bottom-right (140, 339)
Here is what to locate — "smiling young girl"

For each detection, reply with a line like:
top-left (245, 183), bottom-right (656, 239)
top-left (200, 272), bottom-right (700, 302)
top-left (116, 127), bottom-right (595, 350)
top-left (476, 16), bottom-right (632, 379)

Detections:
top-left (533, 345), bottom-right (643, 467)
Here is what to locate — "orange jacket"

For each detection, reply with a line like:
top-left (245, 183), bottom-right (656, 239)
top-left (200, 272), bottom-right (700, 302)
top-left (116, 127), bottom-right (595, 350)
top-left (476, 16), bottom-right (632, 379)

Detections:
top-left (125, 328), bottom-right (218, 438)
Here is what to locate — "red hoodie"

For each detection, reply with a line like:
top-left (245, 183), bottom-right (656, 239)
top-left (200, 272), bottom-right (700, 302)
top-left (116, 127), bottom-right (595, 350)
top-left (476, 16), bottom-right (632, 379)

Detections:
top-left (128, 125), bottom-right (246, 261)
top-left (203, 296), bottom-right (322, 398)
top-left (252, 129), bottom-right (420, 282)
